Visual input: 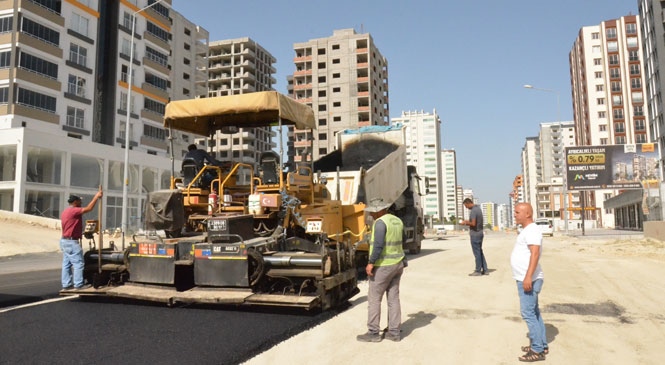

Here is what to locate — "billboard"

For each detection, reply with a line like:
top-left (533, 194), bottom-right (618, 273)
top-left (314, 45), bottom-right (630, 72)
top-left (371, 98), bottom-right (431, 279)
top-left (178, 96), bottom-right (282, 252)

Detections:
top-left (565, 144), bottom-right (660, 190)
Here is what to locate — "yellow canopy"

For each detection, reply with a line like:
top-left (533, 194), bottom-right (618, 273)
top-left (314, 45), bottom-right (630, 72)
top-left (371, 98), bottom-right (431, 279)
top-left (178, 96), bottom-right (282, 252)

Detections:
top-left (163, 91), bottom-right (316, 136)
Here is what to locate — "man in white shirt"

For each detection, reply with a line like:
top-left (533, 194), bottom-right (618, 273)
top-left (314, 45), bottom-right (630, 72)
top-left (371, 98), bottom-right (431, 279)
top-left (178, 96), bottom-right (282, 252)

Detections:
top-left (512, 202), bottom-right (548, 362)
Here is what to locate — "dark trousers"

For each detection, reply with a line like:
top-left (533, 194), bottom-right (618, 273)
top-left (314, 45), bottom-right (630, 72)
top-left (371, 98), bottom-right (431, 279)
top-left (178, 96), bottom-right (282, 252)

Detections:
top-left (470, 233), bottom-right (487, 272)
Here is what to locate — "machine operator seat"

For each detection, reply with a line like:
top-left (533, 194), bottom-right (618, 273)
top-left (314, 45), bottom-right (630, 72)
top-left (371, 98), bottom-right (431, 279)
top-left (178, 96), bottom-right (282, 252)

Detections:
top-left (259, 151), bottom-right (280, 185)
top-left (181, 157), bottom-right (200, 188)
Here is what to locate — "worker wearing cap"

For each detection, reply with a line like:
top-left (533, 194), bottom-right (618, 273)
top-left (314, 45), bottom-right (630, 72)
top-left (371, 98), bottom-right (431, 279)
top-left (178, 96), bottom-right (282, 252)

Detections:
top-left (60, 191), bottom-right (102, 290)
top-left (357, 198), bottom-right (407, 343)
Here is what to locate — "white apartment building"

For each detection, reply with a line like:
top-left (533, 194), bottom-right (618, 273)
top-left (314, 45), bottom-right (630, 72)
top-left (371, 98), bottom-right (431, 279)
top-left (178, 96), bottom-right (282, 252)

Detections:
top-left (462, 189), bottom-right (474, 221)
top-left (521, 137), bottom-right (539, 210)
top-left (0, 0), bottom-right (207, 232)
top-left (288, 28), bottom-right (389, 165)
top-left (391, 110), bottom-right (443, 221)
top-left (440, 149), bottom-right (458, 221)
top-left (536, 121), bottom-right (578, 230)
top-left (569, 15), bottom-right (646, 228)
top-left (203, 37), bottom-right (276, 182)
top-left (496, 203), bottom-right (510, 230)
top-left (638, 0), bottom-right (665, 221)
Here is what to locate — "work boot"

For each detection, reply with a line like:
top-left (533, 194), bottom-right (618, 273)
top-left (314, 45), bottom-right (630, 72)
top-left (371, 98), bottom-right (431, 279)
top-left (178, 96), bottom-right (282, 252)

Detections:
top-left (384, 333), bottom-right (401, 342)
top-left (356, 332), bottom-right (382, 342)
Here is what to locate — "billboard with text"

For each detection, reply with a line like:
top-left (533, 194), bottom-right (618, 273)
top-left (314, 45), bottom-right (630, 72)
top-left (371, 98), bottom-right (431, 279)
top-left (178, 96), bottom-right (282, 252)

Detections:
top-left (565, 144), bottom-right (660, 190)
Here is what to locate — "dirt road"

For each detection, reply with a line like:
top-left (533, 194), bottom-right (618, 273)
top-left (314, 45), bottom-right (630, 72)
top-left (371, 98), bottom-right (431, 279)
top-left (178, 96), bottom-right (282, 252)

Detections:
top-left (245, 231), bottom-right (665, 365)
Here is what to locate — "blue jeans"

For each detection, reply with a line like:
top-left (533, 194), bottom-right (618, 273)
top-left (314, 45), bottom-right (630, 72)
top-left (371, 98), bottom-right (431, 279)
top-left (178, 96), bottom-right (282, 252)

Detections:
top-left (470, 233), bottom-right (487, 272)
top-left (517, 279), bottom-right (547, 353)
top-left (60, 238), bottom-right (84, 288)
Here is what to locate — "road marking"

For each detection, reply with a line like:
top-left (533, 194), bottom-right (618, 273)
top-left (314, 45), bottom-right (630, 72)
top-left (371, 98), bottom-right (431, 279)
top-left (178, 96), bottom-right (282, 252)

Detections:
top-left (0, 295), bottom-right (78, 314)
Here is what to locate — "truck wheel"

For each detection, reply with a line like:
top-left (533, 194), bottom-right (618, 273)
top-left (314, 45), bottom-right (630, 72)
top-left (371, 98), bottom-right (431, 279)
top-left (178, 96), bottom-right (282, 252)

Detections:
top-left (409, 243), bottom-right (421, 255)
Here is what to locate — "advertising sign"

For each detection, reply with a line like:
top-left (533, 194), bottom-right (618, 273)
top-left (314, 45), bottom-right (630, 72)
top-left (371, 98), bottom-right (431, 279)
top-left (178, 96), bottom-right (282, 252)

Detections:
top-left (565, 144), bottom-right (660, 190)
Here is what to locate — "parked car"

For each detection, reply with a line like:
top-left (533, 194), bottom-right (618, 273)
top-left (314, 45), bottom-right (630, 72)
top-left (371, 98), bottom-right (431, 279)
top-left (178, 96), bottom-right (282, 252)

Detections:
top-left (535, 218), bottom-right (554, 237)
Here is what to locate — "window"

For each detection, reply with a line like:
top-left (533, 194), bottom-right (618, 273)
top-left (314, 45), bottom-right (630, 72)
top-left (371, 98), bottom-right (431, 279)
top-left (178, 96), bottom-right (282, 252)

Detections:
top-left (143, 124), bottom-right (166, 140)
top-left (629, 50), bottom-right (639, 61)
top-left (20, 52), bottom-right (58, 79)
top-left (634, 105), bottom-right (644, 116)
top-left (333, 116), bottom-right (341, 122)
top-left (318, 76), bottom-right (326, 83)
top-left (598, 111), bottom-right (606, 118)
top-left (69, 43), bottom-right (87, 67)
top-left (610, 81), bottom-right (621, 92)
top-left (609, 68), bottom-right (620, 79)
top-left (632, 92), bottom-right (643, 103)
top-left (626, 37), bottom-right (638, 48)
top-left (318, 104), bottom-right (326, 111)
top-left (122, 12), bottom-right (132, 29)
top-left (144, 98), bottom-right (165, 115)
top-left (0, 16), bottom-right (12, 33)
top-left (332, 58), bottom-right (340, 64)
top-left (147, 22), bottom-right (169, 42)
top-left (606, 28), bottom-right (617, 39)
top-left (184, 28), bottom-right (191, 36)
top-left (68, 75), bottom-right (86, 97)
top-left (635, 119), bottom-right (646, 131)
top-left (21, 18), bottom-right (60, 46)
top-left (146, 46), bottom-right (168, 66)
top-left (593, 58), bottom-right (602, 65)
top-left (631, 78), bottom-right (642, 89)
top-left (613, 110), bottom-right (625, 121)
top-left (0, 87), bottom-right (8, 103)
top-left (607, 41), bottom-right (618, 52)
top-left (595, 71), bottom-right (602, 79)
top-left (596, 85), bottom-right (604, 92)
top-left (331, 44), bottom-right (340, 50)
top-left (592, 32), bottom-right (600, 39)
top-left (145, 73), bottom-right (168, 90)
top-left (630, 64), bottom-right (640, 75)
top-left (333, 87), bottom-right (341, 93)
top-left (318, 148), bottom-right (327, 155)
top-left (626, 23), bottom-right (637, 35)
top-left (636, 134), bottom-right (647, 143)
top-left (66, 106), bottom-right (85, 128)
top-left (599, 125), bottom-right (607, 132)
top-left (597, 98), bottom-right (605, 105)
top-left (332, 73), bottom-right (340, 78)
top-left (184, 43), bottom-right (190, 50)
top-left (318, 118), bottom-right (326, 126)
top-left (612, 95), bottom-right (622, 106)
top-left (592, 45), bottom-right (601, 53)
top-left (121, 38), bottom-right (136, 58)
top-left (615, 136), bottom-right (626, 144)
top-left (120, 92), bottom-right (135, 113)
top-left (317, 62), bottom-right (325, 69)
top-left (32, 0), bottom-right (61, 12)
top-left (70, 13), bottom-right (89, 37)
top-left (318, 90), bottom-right (326, 97)
top-left (318, 133), bottom-right (327, 140)
top-left (608, 54), bottom-right (619, 65)
top-left (17, 88), bottom-right (56, 113)
top-left (0, 51), bottom-right (9, 68)
top-left (600, 138), bottom-right (607, 145)
top-left (317, 48), bottom-right (325, 55)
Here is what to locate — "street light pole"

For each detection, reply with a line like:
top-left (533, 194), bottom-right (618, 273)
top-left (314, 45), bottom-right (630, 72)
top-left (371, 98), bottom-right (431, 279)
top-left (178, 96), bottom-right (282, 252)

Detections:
top-left (524, 84), bottom-right (568, 233)
top-left (121, 0), bottom-right (166, 248)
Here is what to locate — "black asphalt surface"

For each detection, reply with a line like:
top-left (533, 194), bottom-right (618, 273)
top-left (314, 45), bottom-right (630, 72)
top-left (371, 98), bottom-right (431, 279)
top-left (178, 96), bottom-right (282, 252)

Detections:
top-left (0, 253), bottom-right (344, 364)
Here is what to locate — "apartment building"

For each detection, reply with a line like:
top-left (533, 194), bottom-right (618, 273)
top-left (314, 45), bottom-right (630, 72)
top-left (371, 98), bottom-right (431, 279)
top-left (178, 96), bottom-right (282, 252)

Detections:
top-left (440, 149), bottom-right (458, 221)
top-left (461, 189), bottom-right (474, 221)
top-left (639, 0), bottom-right (665, 220)
top-left (569, 15), bottom-right (646, 228)
top-left (203, 37), bottom-right (276, 182)
top-left (0, 0), bottom-right (207, 232)
top-left (480, 201), bottom-right (495, 229)
top-left (392, 110), bottom-right (443, 221)
top-left (521, 137), bottom-right (539, 210)
top-left (288, 28), bottom-right (389, 165)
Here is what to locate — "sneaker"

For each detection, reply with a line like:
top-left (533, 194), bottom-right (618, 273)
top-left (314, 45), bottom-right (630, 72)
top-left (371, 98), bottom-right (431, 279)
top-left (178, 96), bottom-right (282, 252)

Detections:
top-left (468, 271), bottom-right (482, 276)
top-left (73, 284), bottom-right (92, 290)
top-left (384, 333), bottom-right (401, 342)
top-left (356, 332), bottom-right (382, 342)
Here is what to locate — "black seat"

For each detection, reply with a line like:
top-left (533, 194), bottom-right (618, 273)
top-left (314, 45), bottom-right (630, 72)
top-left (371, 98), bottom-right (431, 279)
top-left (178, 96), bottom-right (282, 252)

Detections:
top-left (259, 151), bottom-right (280, 185)
top-left (181, 157), bottom-right (200, 187)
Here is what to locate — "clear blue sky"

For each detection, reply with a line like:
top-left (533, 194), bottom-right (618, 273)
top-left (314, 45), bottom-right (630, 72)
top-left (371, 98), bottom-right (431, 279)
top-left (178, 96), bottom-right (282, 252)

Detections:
top-left (177, 0), bottom-right (637, 204)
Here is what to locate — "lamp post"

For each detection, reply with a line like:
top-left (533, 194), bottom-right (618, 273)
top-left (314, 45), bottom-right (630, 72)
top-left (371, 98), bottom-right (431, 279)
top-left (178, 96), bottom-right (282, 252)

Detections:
top-left (523, 84), bottom-right (568, 234)
top-left (122, 0), bottom-right (167, 248)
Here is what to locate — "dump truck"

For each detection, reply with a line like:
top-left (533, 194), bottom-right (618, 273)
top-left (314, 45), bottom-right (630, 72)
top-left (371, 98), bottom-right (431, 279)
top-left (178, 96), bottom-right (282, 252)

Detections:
top-left (313, 124), bottom-right (427, 263)
top-left (62, 92), bottom-right (362, 311)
